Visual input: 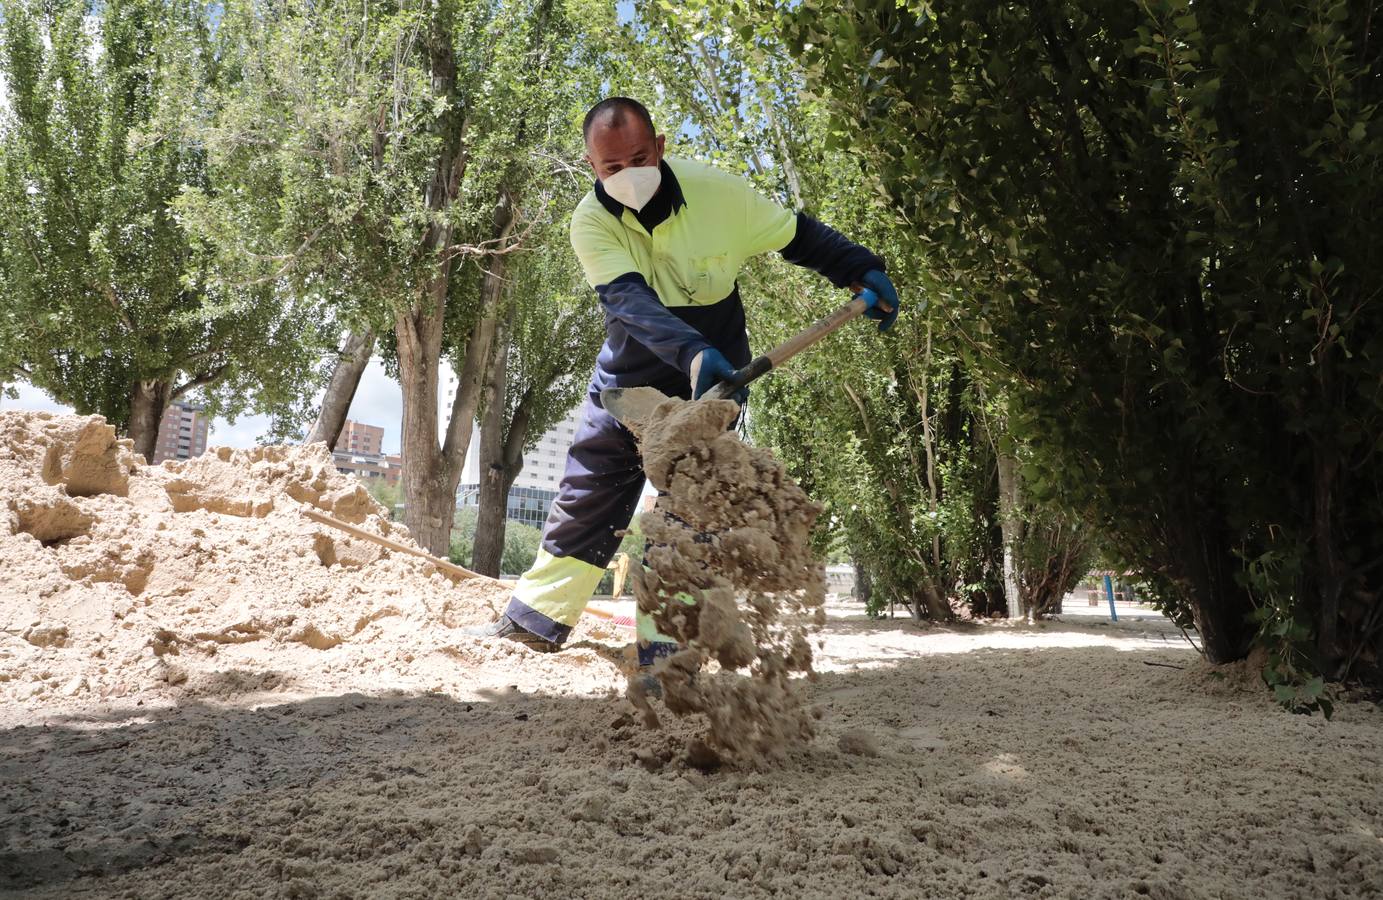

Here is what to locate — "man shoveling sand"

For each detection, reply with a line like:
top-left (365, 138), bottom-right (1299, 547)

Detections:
top-left (461, 95), bottom-right (897, 762)
top-left (468, 96), bottom-right (900, 668)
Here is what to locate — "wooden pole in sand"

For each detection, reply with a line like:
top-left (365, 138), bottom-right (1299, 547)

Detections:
top-left (299, 506), bottom-right (623, 623)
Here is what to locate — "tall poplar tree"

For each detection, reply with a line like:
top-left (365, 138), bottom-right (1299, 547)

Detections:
top-left (470, 227), bottom-right (603, 577)
top-left (769, 0), bottom-right (1383, 687)
top-left (0, 0), bottom-right (324, 459)
top-left (182, 0), bottom-right (612, 554)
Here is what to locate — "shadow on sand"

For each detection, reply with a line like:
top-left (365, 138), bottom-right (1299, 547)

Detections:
top-left (2, 622), bottom-right (1378, 900)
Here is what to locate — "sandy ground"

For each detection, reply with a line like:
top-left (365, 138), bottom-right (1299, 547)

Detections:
top-left (2, 412), bottom-right (1382, 898)
top-left (3, 603), bottom-right (1382, 899)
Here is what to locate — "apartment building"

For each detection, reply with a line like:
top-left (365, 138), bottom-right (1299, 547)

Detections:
top-left (151, 401), bottom-right (209, 463)
top-left (338, 420), bottom-right (384, 457)
top-left (456, 404), bottom-right (583, 528)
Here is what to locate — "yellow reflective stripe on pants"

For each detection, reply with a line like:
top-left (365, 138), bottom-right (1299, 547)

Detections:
top-left (508, 548), bottom-right (606, 633)
top-left (504, 549), bottom-right (683, 653)
top-left (633, 584), bottom-right (691, 667)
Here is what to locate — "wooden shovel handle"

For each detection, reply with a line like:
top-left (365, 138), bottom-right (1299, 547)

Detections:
top-left (302, 507), bottom-right (624, 625)
top-left (704, 296), bottom-right (869, 401)
top-left (301, 507), bottom-right (503, 585)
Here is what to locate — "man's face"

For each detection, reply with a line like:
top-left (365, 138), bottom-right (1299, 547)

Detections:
top-left (584, 118), bottom-right (665, 182)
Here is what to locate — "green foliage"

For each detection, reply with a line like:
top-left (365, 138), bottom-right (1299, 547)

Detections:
top-left (1258, 610), bottom-right (1336, 719)
top-left (823, 533), bottom-right (850, 567)
top-left (501, 522), bottom-right (543, 578)
top-left (449, 507), bottom-right (479, 567)
top-left (447, 506), bottom-right (541, 577)
top-left (765, 0), bottom-right (1383, 681)
top-left (494, 209), bottom-right (606, 460)
top-left (363, 477), bottom-right (404, 520)
top-left (185, 0), bottom-right (617, 553)
top-left (1245, 550), bottom-right (1335, 717)
top-left (0, 0), bottom-right (326, 437)
top-left (626, 0), bottom-right (1092, 622)
top-left (1014, 508), bottom-right (1093, 617)
top-left (184, 0), bottom-right (613, 341)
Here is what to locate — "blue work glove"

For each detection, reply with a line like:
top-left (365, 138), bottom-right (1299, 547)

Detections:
top-left (857, 269), bottom-right (900, 332)
top-left (689, 348), bottom-right (747, 404)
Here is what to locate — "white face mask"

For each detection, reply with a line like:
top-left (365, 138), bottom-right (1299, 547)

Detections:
top-left (602, 165), bottom-right (662, 212)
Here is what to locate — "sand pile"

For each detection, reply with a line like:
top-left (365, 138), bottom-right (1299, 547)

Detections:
top-left (0, 411), bottom-right (513, 707)
top-left (629, 394), bottom-right (827, 765)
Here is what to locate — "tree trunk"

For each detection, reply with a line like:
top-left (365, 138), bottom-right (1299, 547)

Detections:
top-left (925, 582), bottom-right (950, 619)
top-left (393, 5), bottom-right (529, 557)
top-left (128, 379), bottom-right (171, 462)
top-left (1021, 521), bottom-right (1088, 618)
top-left (474, 332), bottom-right (546, 576)
top-left (759, 94), bottom-right (803, 209)
top-left (996, 446), bottom-right (1027, 621)
top-left (398, 189), bottom-right (515, 556)
top-left (396, 308), bottom-right (451, 554)
top-left (471, 314), bottom-right (512, 577)
top-left (852, 554), bottom-right (872, 609)
top-left (395, 0), bottom-right (553, 557)
top-left (1189, 573), bottom-right (1255, 664)
top-left (1313, 446), bottom-right (1343, 673)
top-left (1166, 487), bottom-right (1256, 663)
top-left (306, 327), bottom-right (375, 449)
top-left (395, 12), bottom-right (466, 556)
top-left (916, 337), bottom-right (947, 579)
top-left (911, 582), bottom-right (949, 621)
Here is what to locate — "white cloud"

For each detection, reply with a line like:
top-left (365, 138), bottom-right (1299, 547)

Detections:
top-left (206, 356), bottom-right (458, 454)
top-left (1, 382), bottom-right (74, 415)
top-left (206, 412), bottom-right (275, 448)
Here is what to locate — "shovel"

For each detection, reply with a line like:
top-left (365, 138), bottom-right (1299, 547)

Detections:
top-left (601, 293), bottom-right (880, 433)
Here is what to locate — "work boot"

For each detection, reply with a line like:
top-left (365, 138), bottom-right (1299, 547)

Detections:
top-left (465, 616), bottom-right (562, 653)
top-left (631, 640), bottom-right (684, 700)
top-left (632, 671), bottom-right (663, 700)
top-left (637, 640), bottom-right (681, 668)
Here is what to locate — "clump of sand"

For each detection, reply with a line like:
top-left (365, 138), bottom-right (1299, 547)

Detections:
top-left (0, 411), bottom-right (512, 707)
top-left (628, 393), bottom-right (827, 765)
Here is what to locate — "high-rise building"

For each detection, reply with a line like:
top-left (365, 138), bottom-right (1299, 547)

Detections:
top-left (456, 404), bottom-right (584, 528)
top-left (514, 407), bottom-right (582, 493)
top-left (152, 401), bottom-right (209, 463)
top-left (339, 420), bottom-right (384, 457)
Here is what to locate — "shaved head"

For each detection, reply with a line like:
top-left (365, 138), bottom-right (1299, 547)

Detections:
top-left (582, 96), bottom-right (665, 183)
top-left (582, 97), bottom-right (656, 142)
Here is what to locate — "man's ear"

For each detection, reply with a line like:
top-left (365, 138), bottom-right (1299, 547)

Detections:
top-left (655, 134), bottom-right (666, 159)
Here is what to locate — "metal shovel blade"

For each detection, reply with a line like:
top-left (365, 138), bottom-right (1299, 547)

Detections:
top-left (600, 386), bottom-right (674, 435)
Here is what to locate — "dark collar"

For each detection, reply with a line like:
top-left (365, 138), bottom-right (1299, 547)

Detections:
top-left (593, 158), bottom-right (686, 232)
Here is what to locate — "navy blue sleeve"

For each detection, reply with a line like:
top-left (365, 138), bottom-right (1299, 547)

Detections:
top-left (778, 213), bottom-right (885, 289)
top-left (596, 273), bottom-right (712, 373)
